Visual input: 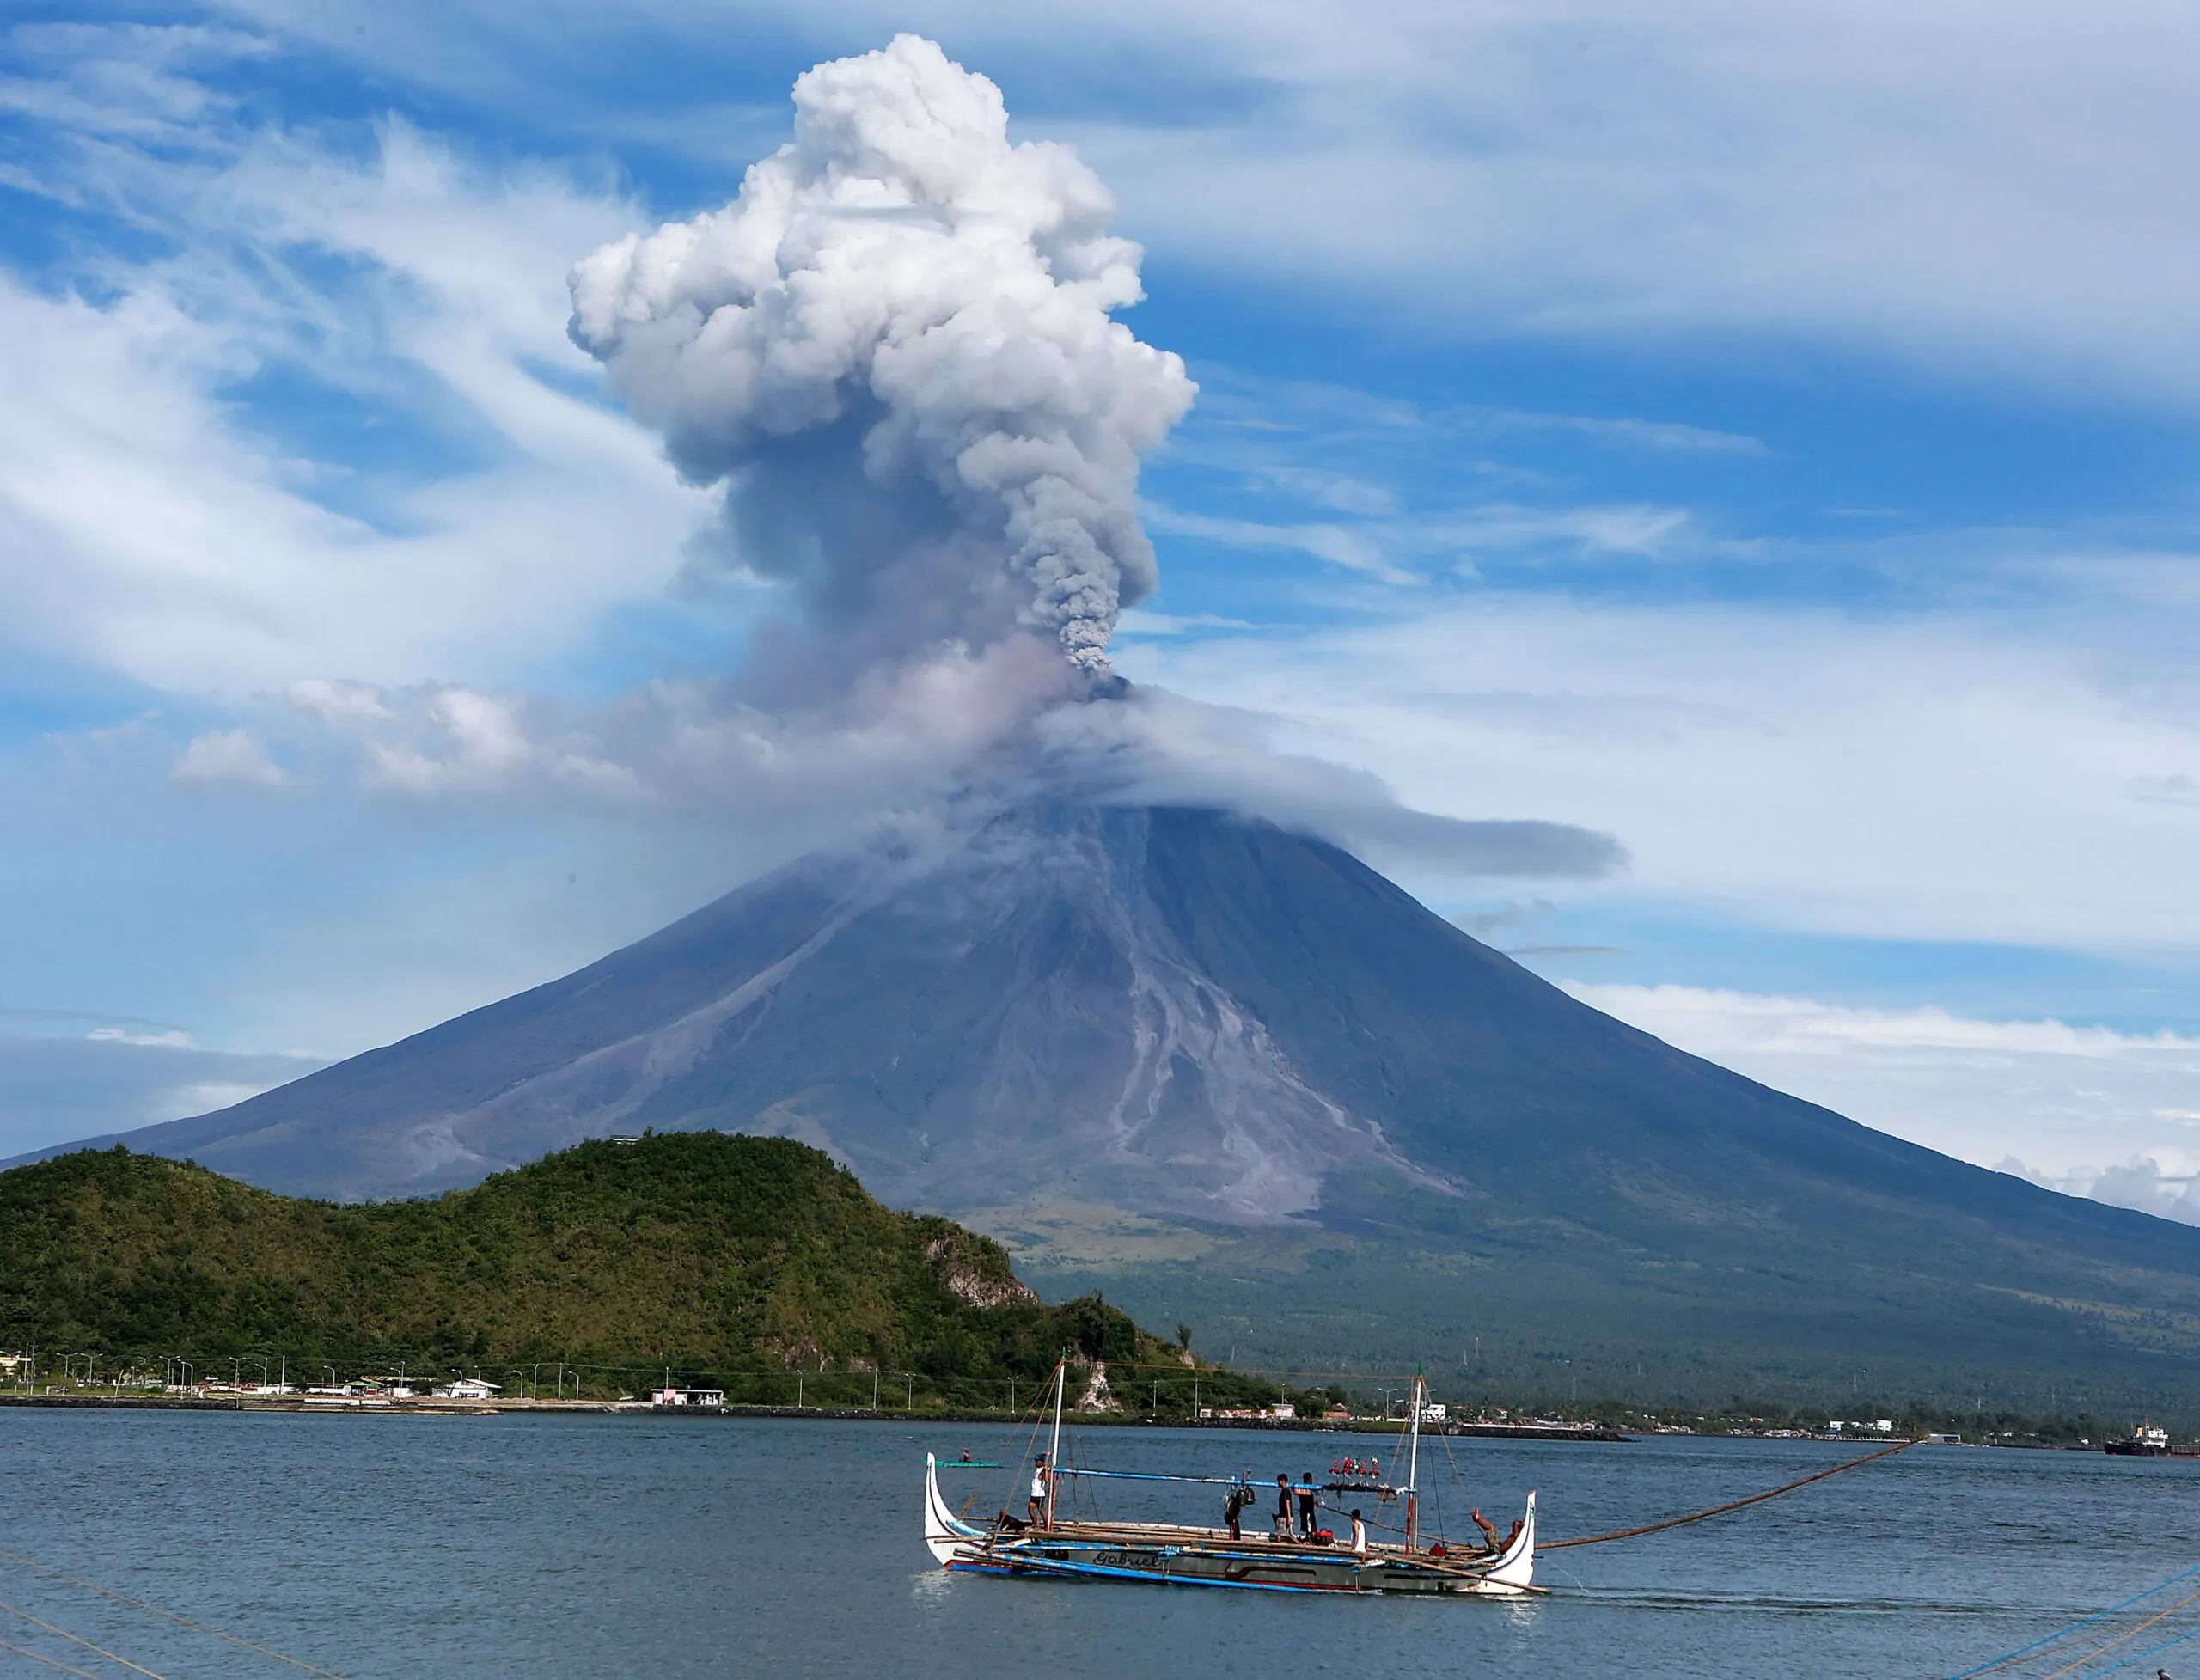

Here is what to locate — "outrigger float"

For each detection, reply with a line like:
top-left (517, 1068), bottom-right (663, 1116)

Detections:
top-left (922, 1369), bottom-right (1537, 1596)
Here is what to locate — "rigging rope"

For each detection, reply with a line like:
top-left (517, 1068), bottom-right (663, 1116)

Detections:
top-left (1945, 1561), bottom-right (2200, 1680)
top-left (0, 1603), bottom-right (167, 1679)
top-left (2089, 1615), bottom-right (2200, 1677)
top-left (0, 1550), bottom-right (346, 1679)
top-left (1943, 1562), bottom-right (2200, 1680)
top-left (1542, 1436), bottom-right (1922, 1549)
top-left (0, 1635), bottom-right (103, 1679)
top-left (2035, 1583), bottom-right (2200, 1679)
top-left (1054, 1468), bottom-right (1248, 1487)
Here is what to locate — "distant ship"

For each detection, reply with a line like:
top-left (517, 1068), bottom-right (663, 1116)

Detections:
top-left (2104, 1423), bottom-right (2172, 1457)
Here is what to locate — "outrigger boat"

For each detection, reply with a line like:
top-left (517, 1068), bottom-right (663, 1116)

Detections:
top-left (922, 1369), bottom-right (1537, 1595)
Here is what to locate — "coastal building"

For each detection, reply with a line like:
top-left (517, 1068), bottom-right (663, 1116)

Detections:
top-left (436, 1377), bottom-right (504, 1399)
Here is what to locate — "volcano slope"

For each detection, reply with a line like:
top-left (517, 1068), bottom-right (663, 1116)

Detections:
top-left (25, 803), bottom-right (2200, 1414)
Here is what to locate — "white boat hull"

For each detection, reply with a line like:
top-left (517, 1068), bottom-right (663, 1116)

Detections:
top-left (922, 1455), bottom-right (1537, 1595)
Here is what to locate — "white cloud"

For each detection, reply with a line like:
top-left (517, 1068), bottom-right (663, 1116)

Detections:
top-left (360, 686), bottom-right (636, 797)
top-left (1142, 504), bottom-right (1424, 584)
top-left (1566, 980), bottom-right (2200, 1221)
top-left (0, 89), bottom-right (712, 696)
top-left (159, 0), bottom-right (2200, 402)
top-left (172, 727), bottom-right (284, 786)
top-left (85, 1025), bottom-right (194, 1048)
top-left (286, 679), bottom-right (393, 725)
top-left (1051, 0), bottom-right (2200, 404)
top-left (1115, 594), bottom-right (2200, 952)
top-left (0, 1028), bottom-right (322, 1160)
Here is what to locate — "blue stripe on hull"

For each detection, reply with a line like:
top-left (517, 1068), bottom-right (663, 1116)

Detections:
top-left (949, 1555), bottom-right (1366, 1592)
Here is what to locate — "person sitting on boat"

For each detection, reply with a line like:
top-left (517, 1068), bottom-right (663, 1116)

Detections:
top-left (959, 1447), bottom-right (973, 1463)
top-left (1297, 1473), bottom-right (1321, 1536)
top-left (1350, 1509), bottom-right (1367, 1555)
top-left (1471, 1508), bottom-right (1501, 1552)
top-left (1028, 1455), bottom-right (1050, 1527)
top-left (1225, 1482), bottom-right (1257, 1540)
top-left (1274, 1473), bottom-right (1295, 1539)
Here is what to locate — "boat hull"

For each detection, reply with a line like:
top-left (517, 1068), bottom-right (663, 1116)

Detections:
top-left (922, 1455), bottom-right (1537, 1596)
top-left (948, 1541), bottom-right (1525, 1594)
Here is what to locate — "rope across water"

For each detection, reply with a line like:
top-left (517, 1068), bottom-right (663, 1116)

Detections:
top-left (1542, 1436), bottom-right (1923, 1549)
top-left (0, 1549), bottom-right (347, 1679)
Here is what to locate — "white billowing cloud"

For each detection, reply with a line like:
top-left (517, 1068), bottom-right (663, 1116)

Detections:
top-left (567, 34), bottom-right (1194, 679)
top-left (358, 686), bottom-right (634, 797)
top-left (286, 679), bottom-right (393, 725)
top-left (173, 727), bottom-right (284, 786)
top-left (1565, 980), bottom-right (2200, 1222)
top-left (2008, 1156), bottom-right (2200, 1229)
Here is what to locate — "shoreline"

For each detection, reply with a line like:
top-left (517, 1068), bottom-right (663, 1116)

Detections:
top-left (0, 1391), bottom-right (1629, 1438)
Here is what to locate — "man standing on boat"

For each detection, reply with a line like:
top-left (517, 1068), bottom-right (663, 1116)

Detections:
top-left (1273, 1474), bottom-right (1294, 1539)
top-left (1225, 1482), bottom-right (1256, 1540)
top-left (1296, 1472), bottom-right (1321, 1536)
top-left (1028, 1455), bottom-right (1050, 1528)
top-left (1350, 1510), bottom-right (1367, 1555)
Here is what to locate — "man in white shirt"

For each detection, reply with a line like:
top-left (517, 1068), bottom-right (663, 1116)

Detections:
top-left (1350, 1509), bottom-right (1367, 1555)
top-left (1028, 1454), bottom-right (1050, 1527)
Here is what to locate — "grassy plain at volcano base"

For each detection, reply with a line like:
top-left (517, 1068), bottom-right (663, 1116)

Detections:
top-left (999, 1178), bottom-right (2200, 1430)
top-left (0, 1134), bottom-right (1275, 1409)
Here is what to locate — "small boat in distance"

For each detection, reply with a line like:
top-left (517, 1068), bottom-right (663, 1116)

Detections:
top-left (2105, 1422), bottom-right (2172, 1456)
top-left (920, 1368), bottom-right (1537, 1595)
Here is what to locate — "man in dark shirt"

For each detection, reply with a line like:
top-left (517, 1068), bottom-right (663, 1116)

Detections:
top-left (1297, 1472), bottom-right (1321, 1536)
top-left (1273, 1473), bottom-right (1293, 1538)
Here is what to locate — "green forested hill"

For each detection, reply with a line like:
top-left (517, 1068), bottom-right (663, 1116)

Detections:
top-left (0, 1135), bottom-right (1227, 1406)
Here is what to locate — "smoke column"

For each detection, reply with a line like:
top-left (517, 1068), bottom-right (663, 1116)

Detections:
top-left (569, 34), bottom-right (1194, 684)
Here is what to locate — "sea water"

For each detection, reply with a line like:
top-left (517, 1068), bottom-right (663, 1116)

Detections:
top-left (3, 1409), bottom-right (2196, 1678)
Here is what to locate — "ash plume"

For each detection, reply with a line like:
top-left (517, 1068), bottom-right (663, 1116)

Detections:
top-left (568, 34), bottom-right (1193, 685)
top-left (265, 36), bottom-right (1622, 891)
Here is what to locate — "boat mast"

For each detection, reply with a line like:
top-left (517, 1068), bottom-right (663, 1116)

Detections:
top-left (1046, 1358), bottom-right (1066, 1529)
top-left (1404, 1373), bottom-right (1422, 1554)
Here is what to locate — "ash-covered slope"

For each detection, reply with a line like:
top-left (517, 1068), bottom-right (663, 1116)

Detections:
top-left (28, 804), bottom-right (2200, 1409)
top-left (38, 806), bottom-right (1472, 1209)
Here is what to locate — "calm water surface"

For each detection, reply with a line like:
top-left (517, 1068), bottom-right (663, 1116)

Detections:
top-left (4, 1410), bottom-right (2197, 1677)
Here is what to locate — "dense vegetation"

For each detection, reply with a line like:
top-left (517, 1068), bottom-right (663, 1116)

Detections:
top-left (0, 1134), bottom-right (1277, 1409)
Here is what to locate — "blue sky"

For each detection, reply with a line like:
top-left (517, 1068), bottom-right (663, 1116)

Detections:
top-left (6, 1), bottom-right (2200, 1216)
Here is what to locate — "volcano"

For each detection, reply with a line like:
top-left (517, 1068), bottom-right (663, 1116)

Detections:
top-left (26, 803), bottom-right (2200, 1410)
